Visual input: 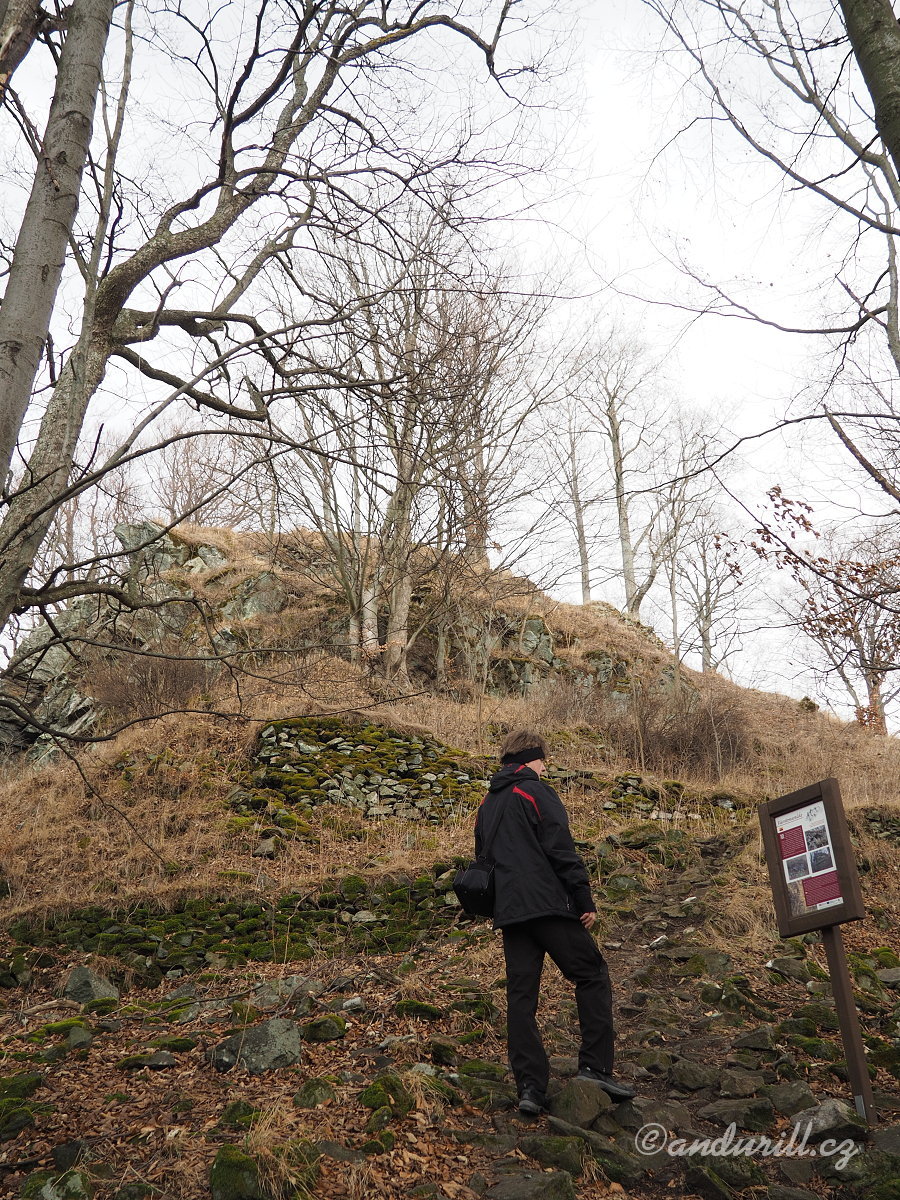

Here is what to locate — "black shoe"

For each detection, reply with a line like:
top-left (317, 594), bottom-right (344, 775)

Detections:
top-left (576, 1067), bottom-right (635, 1102)
top-left (517, 1086), bottom-right (546, 1115)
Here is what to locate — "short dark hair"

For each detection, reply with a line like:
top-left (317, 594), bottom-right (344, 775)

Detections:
top-left (499, 729), bottom-right (549, 761)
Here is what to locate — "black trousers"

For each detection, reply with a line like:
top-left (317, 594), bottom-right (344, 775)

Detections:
top-left (502, 916), bottom-right (614, 1096)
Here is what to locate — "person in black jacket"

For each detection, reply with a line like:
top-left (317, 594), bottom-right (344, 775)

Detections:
top-left (475, 729), bottom-right (634, 1115)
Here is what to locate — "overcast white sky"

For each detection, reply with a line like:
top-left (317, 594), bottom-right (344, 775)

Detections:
top-left (504, 0), bottom-right (895, 716)
top-left (3, 0), bottom-right (891, 721)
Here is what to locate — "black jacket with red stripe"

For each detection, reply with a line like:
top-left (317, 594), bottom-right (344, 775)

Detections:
top-left (474, 764), bottom-right (595, 928)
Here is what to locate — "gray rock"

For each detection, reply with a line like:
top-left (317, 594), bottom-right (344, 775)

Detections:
top-left (696, 1097), bottom-right (775, 1131)
top-left (761, 1080), bottom-right (815, 1116)
top-left (316, 1139), bottom-right (365, 1164)
top-left (767, 957), bottom-right (809, 983)
top-left (294, 1078), bottom-right (336, 1108)
top-left (683, 1165), bottom-right (735, 1200)
top-left (517, 1134), bottom-right (583, 1175)
top-left (209, 1017), bottom-right (303, 1074)
top-left (612, 1095), bottom-right (692, 1133)
top-left (875, 967), bottom-right (900, 988)
top-left (789, 1098), bottom-right (866, 1143)
top-left (732, 1026), bottom-right (775, 1051)
top-left (545, 1116), bottom-right (646, 1183)
top-left (777, 1157), bottom-right (814, 1185)
top-left (668, 1059), bottom-right (720, 1090)
top-left (718, 1068), bottom-right (764, 1097)
top-left (66, 1026), bottom-right (93, 1051)
top-left (251, 837), bottom-right (278, 858)
top-left (485, 1172), bottom-right (576, 1200)
top-left (63, 967), bottom-right (119, 1005)
top-left (872, 1125), bottom-right (900, 1157)
top-left (547, 1078), bottom-right (613, 1128)
top-left (23, 1169), bottom-right (94, 1199)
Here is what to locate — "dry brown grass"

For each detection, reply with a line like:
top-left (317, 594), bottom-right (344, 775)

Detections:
top-left (2, 526), bottom-right (899, 923)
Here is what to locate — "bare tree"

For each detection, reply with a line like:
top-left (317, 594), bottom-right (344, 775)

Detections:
top-left (251, 213), bottom-right (549, 685)
top-left (540, 393), bottom-right (606, 604)
top-left (641, 0), bottom-right (900, 511)
top-left (0, 0), bottom-right (543, 653)
top-left (574, 331), bottom-right (670, 620)
top-left (793, 527), bottom-right (900, 731)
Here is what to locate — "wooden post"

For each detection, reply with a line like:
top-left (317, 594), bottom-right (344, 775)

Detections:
top-left (821, 925), bottom-right (876, 1124)
top-left (759, 780), bottom-right (876, 1125)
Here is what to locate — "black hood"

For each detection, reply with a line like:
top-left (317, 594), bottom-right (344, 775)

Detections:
top-left (488, 763), bottom-right (541, 792)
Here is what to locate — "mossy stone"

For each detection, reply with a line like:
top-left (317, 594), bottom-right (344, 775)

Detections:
top-left (458, 1060), bottom-right (507, 1082)
top-left (358, 1072), bottom-right (412, 1116)
top-left (300, 1015), bottom-right (346, 1042)
top-left (428, 1039), bottom-right (458, 1066)
top-left (518, 1135), bottom-right (583, 1176)
top-left (361, 1131), bottom-right (395, 1155)
top-left (0, 1098), bottom-right (37, 1141)
top-left (219, 1100), bottom-right (260, 1129)
top-left (365, 1105), bottom-right (394, 1133)
top-left (21, 1170), bottom-right (93, 1199)
top-left (789, 1035), bottom-right (840, 1061)
top-left (146, 1036), bottom-right (196, 1052)
top-left (209, 1145), bottom-right (266, 1200)
top-left (778, 1017), bottom-right (817, 1038)
top-left (395, 1000), bottom-right (442, 1020)
top-left (0, 1073), bottom-right (43, 1101)
top-left (293, 1077), bottom-right (336, 1108)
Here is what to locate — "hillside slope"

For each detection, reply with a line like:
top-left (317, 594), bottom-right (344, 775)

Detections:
top-left (0, 525), bottom-right (897, 1199)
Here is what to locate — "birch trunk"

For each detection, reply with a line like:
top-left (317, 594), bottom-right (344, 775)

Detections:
top-left (606, 399), bottom-right (640, 616)
top-left (0, 0), bottom-right (114, 486)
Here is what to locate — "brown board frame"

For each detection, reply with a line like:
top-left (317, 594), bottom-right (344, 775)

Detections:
top-left (758, 778), bottom-right (866, 938)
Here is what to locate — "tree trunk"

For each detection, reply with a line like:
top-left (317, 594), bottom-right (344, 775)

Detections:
top-left (0, 0), bottom-right (115, 488)
top-left (568, 432), bottom-right (592, 604)
top-left (837, 0), bottom-right (900, 180)
top-left (383, 567), bottom-right (413, 684)
top-left (435, 625), bottom-right (448, 689)
top-left (0, 332), bottom-right (110, 629)
top-left (606, 399), bottom-right (640, 616)
top-left (668, 560), bottom-right (681, 662)
top-left (862, 671), bottom-right (887, 732)
top-left (0, 0), bottom-right (44, 100)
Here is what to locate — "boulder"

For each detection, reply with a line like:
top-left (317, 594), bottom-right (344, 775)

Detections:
top-left (789, 1097), bottom-right (867, 1143)
top-left (62, 967), bottom-right (119, 1005)
top-left (697, 1097), bottom-right (775, 1131)
top-left (294, 1078), bottom-right (336, 1108)
top-left (767, 957), bottom-right (809, 983)
top-left (732, 1026), bottom-right (776, 1051)
top-left (718, 1068), bottom-right (764, 1098)
top-left (545, 1116), bottom-right (647, 1182)
top-left (21, 1170), bottom-right (93, 1199)
top-left (300, 1015), bottom-right (346, 1042)
top-left (761, 1080), bottom-right (815, 1116)
top-left (209, 1144), bottom-right (266, 1200)
top-left (668, 1059), bottom-right (720, 1090)
top-left (517, 1135), bottom-right (584, 1176)
top-left (547, 1078), bottom-right (613, 1128)
top-left (209, 1018), bottom-right (303, 1074)
top-left (872, 1125), bottom-right (900, 1157)
top-left (484, 1172), bottom-right (577, 1199)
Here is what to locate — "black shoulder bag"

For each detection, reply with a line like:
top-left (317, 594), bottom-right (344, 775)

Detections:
top-left (453, 797), bottom-right (505, 918)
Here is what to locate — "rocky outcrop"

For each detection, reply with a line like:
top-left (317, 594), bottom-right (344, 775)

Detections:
top-left (0, 520), bottom-right (678, 756)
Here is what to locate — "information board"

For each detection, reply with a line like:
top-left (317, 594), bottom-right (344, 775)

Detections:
top-left (759, 779), bottom-right (865, 938)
